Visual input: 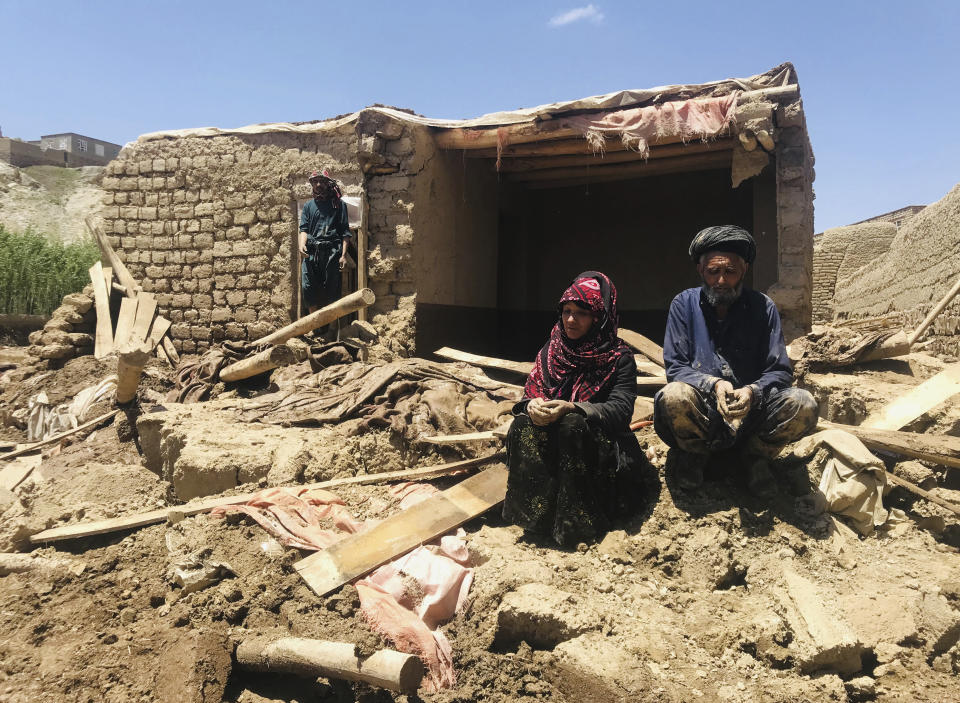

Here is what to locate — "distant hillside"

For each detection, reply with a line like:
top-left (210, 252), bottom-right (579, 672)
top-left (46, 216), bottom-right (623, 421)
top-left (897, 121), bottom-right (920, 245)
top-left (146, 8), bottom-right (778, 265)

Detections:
top-left (0, 162), bottom-right (104, 242)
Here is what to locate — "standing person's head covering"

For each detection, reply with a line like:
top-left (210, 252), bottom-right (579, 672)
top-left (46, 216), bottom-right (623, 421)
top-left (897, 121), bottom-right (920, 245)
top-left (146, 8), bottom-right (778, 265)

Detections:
top-left (688, 225), bottom-right (756, 265)
top-left (524, 271), bottom-right (632, 402)
top-left (308, 168), bottom-right (343, 206)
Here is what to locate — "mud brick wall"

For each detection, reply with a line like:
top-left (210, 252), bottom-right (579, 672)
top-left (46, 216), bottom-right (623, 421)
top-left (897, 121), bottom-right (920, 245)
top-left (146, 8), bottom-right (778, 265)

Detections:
top-left (833, 184), bottom-right (960, 357)
top-left (99, 127), bottom-right (369, 354)
top-left (812, 222), bottom-right (897, 322)
top-left (764, 97), bottom-right (817, 341)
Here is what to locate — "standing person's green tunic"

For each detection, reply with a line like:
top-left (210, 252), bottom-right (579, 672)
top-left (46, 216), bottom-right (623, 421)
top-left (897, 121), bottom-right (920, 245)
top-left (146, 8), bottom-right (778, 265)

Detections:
top-left (299, 197), bottom-right (351, 309)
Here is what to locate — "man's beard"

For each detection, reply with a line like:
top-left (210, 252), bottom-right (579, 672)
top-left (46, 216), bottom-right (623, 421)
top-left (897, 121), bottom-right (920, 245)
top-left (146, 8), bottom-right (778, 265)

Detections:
top-left (702, 281), bottom-right (743, 307)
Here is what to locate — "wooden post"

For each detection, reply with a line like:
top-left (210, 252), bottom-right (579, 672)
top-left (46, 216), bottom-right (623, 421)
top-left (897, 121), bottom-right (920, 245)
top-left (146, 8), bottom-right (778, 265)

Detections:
top-left (252, 289), bottom-right (375, 346)
top-left (357, 190), bottom-right (369, 322)
top-left (235, 637), bottom-right (424, 693)
top-left (907, 272), bottom-right (960, 346)
top-left (219, 344), bottom-right (297, 382)
top-left (86, 216), bottom-right (140, 297)
top-left (89, 261), bottom-right (113, 358)
top-left (855, 330), bottom-right (912, 363)
top-left (115, 343), bottom-right (152, 404)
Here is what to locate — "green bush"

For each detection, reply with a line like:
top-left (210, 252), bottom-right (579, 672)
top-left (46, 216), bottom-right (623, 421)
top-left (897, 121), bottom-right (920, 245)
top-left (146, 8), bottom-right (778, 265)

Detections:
top-left (0, 225), bottom-right (100, 316)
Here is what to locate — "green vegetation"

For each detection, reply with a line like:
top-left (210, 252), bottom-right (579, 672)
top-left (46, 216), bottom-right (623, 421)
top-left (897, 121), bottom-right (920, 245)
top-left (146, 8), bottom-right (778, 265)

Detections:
top-left (0, 224), bottom-right (100, 316)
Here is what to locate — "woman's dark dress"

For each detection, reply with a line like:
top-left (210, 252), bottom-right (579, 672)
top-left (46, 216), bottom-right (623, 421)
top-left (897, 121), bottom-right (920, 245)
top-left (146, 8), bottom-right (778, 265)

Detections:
top-left (502, 353), bottom-right (640, 546)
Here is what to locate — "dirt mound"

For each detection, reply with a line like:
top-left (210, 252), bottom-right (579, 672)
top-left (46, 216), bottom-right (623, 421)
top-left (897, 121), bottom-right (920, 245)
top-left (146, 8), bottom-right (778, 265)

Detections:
top-left (0, 163), bottom-right (105, 242)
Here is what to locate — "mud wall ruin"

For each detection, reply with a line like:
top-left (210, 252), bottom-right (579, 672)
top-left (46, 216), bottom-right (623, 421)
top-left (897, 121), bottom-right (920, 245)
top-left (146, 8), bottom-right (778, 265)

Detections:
top-left (812, 221), bottom-right (897, 322)
top-left (99, 118), bottom-right (425, 356)
top-left (833, 184), bottom-right (960, 356)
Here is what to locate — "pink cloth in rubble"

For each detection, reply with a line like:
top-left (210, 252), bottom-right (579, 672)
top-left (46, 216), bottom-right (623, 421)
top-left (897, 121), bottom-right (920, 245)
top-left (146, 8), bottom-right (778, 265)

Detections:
top-left (212, 481), bottom-right (473, 691)
top-left (561, 94), bottom-right (738, 154)
top-left (211, 486), bottom-right (364, 550)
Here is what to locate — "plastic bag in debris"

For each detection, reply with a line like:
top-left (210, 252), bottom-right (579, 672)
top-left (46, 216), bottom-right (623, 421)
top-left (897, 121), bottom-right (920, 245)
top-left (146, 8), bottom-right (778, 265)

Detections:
top-left (26, 376), bottom-right (117, 441)
top-left (792, 429), bottom-right (906, 536)
top-left (167, 554), bottom-right (235, 594)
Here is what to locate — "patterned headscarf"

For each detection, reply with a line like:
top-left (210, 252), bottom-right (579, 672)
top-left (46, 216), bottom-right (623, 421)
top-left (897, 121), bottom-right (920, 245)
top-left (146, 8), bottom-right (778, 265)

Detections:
top-left (524, 271), bottom-right (632, 402)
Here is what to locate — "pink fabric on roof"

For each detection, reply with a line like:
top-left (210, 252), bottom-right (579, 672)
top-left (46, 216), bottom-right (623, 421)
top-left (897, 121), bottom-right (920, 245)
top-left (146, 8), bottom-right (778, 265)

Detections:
top-left (211, 482), bottom-right (474, 691)
top-left (560, 94), bottom-right (738, 156)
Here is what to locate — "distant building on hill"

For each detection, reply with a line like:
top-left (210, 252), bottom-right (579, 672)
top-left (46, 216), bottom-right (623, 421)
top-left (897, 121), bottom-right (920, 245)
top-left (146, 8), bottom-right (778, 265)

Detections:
top-left (849, 204), bottom-right (926, 230)
top-left (1, 131), bottom-right (120, 168)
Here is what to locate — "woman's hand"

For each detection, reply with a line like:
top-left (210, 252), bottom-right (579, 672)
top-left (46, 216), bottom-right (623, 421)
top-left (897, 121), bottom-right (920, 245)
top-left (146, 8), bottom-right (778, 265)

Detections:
top-left (527, 398), bottom-right (575, 426)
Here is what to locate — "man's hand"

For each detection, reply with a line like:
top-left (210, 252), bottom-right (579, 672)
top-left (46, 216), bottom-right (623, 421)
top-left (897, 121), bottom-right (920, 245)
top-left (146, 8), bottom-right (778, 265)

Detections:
top-left (298, 234), bottom-right (308, 258)
top-left (714, 379), bottom-right (752, 421)
top-left (527, 398), bottom-right (575, 426)
top-left (339, 253), bottom-right (348, 270)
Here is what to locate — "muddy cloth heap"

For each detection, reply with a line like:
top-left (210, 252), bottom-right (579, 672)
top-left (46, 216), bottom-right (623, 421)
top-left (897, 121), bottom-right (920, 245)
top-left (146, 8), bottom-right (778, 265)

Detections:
top-left (166, 341), bottom-right (250, 403)
top-left (237, 359), bottom-right (519, 439)
top-left (213, 482), bottom-right (473, 691)
top-left (792, 429), bottom-right (906, 536)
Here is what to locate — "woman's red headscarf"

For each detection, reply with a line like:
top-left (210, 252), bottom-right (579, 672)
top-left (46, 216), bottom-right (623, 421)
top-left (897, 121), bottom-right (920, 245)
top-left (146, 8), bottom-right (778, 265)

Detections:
top-left (524, 271), bottom-right (632, 402)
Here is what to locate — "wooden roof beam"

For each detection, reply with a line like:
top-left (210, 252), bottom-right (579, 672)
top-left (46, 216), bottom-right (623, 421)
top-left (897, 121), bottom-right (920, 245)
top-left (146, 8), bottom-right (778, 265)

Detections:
top-left (489, 139), bottom-right (732, 173)
top-left (512, 152), bottom-right (732, 190)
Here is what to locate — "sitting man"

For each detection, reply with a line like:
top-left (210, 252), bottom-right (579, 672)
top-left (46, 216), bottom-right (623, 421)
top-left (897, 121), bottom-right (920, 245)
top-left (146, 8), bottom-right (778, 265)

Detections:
top-left (654, 225), bottom-right (818, 493)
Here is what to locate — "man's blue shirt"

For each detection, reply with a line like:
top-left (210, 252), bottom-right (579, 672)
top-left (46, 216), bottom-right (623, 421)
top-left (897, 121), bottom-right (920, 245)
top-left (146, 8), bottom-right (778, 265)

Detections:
top-left (662, 287), bottom-right (793, 399)
top-left (299, 198), bottom-right (351, 246)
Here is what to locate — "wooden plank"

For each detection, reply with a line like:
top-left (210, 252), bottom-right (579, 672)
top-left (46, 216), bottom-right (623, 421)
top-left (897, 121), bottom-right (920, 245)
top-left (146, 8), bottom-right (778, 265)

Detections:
top-left (89, 261), bottom-right (114, 358)
top-left (862, 364), bottom-right (960, 430)
top-left (434, 347), bottom-right (532, 376)
top-left (161, 336), bottom-right (180, 365)
top-left (817, 420), bottom-right (960, 470)
top-left (295, 465), bottom-right (508, 597)
top-left (635, 357), bottom-right (663, 376)
top-left (146, 316), bottom-right (172, 351)
top-left (618, 328), bottom-right (664, 367)
top-left (86, 216), bottom-right (140, 297)
top-left (113, 297), bottom-right (138, 348)
top-left (886, 471), bottom-right (960, 517)
top-left (129, 292), bottom-right (157, 344)
top-left (0, 454), bottom-right (43, 491)
top-left (422, 431), bottom-right (497, 445)
top-left (1, 410), bottom-right (119, 463)
top-left (505, 151), bottom-right (731, 183)
top-left (30, 452), bottom-right (504, 544)
top-left (632, 396), bottom-right (655, 423)
top-left (155, 342), bottom-right (172, 366)
top-left (636, 376), bottom-right (667, 390)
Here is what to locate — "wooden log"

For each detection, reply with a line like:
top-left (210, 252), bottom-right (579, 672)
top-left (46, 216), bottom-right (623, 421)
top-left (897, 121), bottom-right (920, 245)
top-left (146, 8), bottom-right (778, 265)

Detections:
top-left (113, 297), bottom-right (138, 348)
top-left (0, 552), bottom-right (86, 577)
top-left (907, 272), bottom-right (960, 346)
top-left (1, 409), bottom-right (119, 463)
top-left (89, 261), bottom-right (114, 358)
top-left (130, 292), bottom-right (157, 344)
top-left (220, 344), bottom-right (297, 382)
top-left (885, 471), bottom-right (960, 517)
top-left (635, 357), bottom-right (663, 376)
top-left (636, 376), bottom-right (667, 391)
top-left (739, 131), bottom-right (758, 151)
top-left (817, 420), bottom-right (960, 470)
top-left (253, 289), bottom-right (375, 346)
top-left (854, 329), bottom-right (912, 364)
top-left (30, 452), bottom-right (504, 544)
top-left (86, 216), bottom-right (140, 298)
top-left (618, 328), bottom-right (664, 366)
top-left (115, 343), bottom-right (152, 404)
top-left (433, 347), bottom-right (532, 376)
top-left (295, 465), bottom-right (508, 597)
top-left (161, 336), bottom-right (180, 365)
top-left (236, 637), bottom-right (423, 693)
top-left (422, 431), bottom-right (497, 445)
top-left (862, 363), bottom-right (960, 430)
top-left (0, 454), bottom-right (42, 491)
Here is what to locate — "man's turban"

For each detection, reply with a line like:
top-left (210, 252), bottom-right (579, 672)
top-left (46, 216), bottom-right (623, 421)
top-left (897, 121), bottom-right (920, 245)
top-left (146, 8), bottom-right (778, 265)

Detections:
top-left (689, 225), bottom-right (756, 264)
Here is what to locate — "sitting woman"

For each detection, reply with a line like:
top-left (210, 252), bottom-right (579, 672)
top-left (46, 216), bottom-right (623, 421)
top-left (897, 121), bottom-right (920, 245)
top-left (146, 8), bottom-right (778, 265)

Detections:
top-left (503, 271), bottom-right (640, 547)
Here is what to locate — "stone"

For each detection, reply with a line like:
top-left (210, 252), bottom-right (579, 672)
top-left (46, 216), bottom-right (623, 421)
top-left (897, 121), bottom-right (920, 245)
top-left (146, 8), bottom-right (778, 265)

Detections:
top-left (495, 583), bottom-right (598, 649)
top-left (597, 530), bottom-right (632, 564)
top-left (891, 460), bottom-right (937, 490)
top-left (38, 343), bottom-right (74, 360)
top-left (913, 590), bottom-right (960, 656)
top-left (153, 629), bottom-right (231, 703)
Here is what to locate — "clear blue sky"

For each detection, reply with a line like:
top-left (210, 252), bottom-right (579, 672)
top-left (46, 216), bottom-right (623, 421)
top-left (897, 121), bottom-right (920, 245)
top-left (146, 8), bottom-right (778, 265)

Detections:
top-left (1, 0), bottom-right (957, 231)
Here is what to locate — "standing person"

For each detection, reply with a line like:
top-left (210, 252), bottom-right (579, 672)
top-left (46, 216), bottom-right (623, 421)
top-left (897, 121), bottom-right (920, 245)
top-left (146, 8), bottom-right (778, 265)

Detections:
top-left (503, 271), bottom-right (642, 547)
top-left (654, 225), bottom-right (817, 494)
top-left (299, 169), bottom-right (351, 327)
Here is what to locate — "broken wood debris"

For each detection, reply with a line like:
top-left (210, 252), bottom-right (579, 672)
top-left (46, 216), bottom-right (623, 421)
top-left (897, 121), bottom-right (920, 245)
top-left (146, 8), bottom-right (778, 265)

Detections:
top-left (885, 471), bottom-right (960, 518)
top-left (0, 409), bottom-right (119, 463)
top-left (253, 288), bottom-right (376, 346)
top-left (115, 342), bottom-right (153, 405)
top-left (817, 419), bottom-right (960, 471)
top-left (89, 261), bottom-right (113, 359)
top-left (29, 452), bottom-right (505, 544)
top-left (862, 363), bottom-right (960, 431)
top-left (236, 637), bottom-right (423, 693)
top-left (219, 343), bottom-right (297, 382)
top-left (295, 464), bottom-right (508, 597)
top-left (618, 328), bottom-right (665, 367)
top-left (434, 347), bottom-right (532, 376)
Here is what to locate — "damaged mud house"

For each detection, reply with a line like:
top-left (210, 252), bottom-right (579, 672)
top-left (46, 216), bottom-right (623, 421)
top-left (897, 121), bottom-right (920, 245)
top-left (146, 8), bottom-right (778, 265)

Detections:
top-left (2, 62), bottom-right (960, 702)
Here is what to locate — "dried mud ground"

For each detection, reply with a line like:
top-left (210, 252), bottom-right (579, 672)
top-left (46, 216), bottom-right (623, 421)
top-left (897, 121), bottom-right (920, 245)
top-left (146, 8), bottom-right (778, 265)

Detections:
top-left (1, 349), bottom-right (959, 703)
